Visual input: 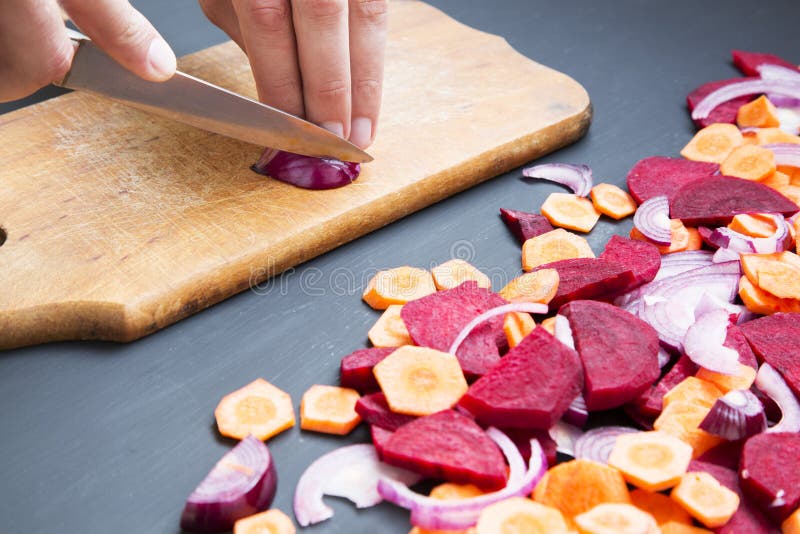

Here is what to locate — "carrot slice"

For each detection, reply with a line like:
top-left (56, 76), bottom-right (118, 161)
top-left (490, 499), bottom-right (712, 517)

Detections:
top-left (431, 259), bottom-right (491, 291)
top-left (541, 193), bottom-right (602, 233)
top-left (573, 503), bottom-right (659, 534)
top-left (662, 377), bottom-right (724, 410)
top-left (780, 164), bottom-right (800, 185)
top-left (590, 183), bottom-right (637, 220)
top-left (696, 363), bottom-right (757, 393)
top-left (756, 127), bottom-right (800, 145)
top-left (521, 228), bottom-right (595, 271)
top-left (736, 95), bottom-right (780, 128)
top-left (680, 123), bottom-right (743, 163)
top-left (728, 213), bottom-right (778, 238)
top-left (653, 401), bottom-right (724, 458)
top-left (233, 509), bottom-right (296, 534)
top-left (607, 431), bottom-right (693, 492)
top-left (660, 521), bottom-right (713, 534)
top-left (630, 219), bottom-right (690, 254)
top-left (783, 507), bottom-right (800, 534)
top-left (629, 488), bottom-right (692, 526)
top-left (685, 227), bottom-right (703, 251)
top-left (503, 311), bottom-right (536, 349)
top-left (499, 269), bottom-right (560, 303)
top-left (373, 346), bottom-right (468, 416)
top-left (670, 472), bottom-right (740, 528)
top-left (774, 184), bottom-right (800, 208)
top-left (761, 170), bottom-right (791, 190)
top-left (738, 274), bottom-right (800, 315)
top-left (539, 316), bottom-right (557, 335)
top-left (739, 252), bottom-right (794, 284)
top-left (476, 497), bottom-right (569, 534)
top-left (362, 267), bottom-right (437, 310)
top-left (368, 305), bottom-right (413, 347)
top-left (755, 259), bottom-right (800, 299)
top-left (719, 144), bottom-right (776, 182)
top-left (215, 378), bottom-right (295, 441)
top-left (300, 384), bottom-right (361, 435)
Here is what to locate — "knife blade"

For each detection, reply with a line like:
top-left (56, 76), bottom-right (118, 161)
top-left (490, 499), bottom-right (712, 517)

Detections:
top-left (56, 30), bottom-right (372, 163)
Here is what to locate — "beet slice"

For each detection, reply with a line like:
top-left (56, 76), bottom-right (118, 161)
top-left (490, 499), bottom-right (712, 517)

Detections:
top-left (400, 281), bottom-right (507, 379)
top-left (561, 300), bottom-right (660, 411)
top-left (600, 235), bottom-right (661, 291)
top-left (732, 49), bottom-right (798, 77)
top-left (340, 348), bottom-right (395, 393)
top-left (458, 328), bottom-right (582, 430)
top-left (355, 392), bottom-right (417, 431)
top-left (381, 410), bottom-right (508, 491)
top-left (687, 77), bottom-right (757, 128)
top-left (628, 354), bottom-right (697, 418)
top-left (740, 313), bottom-right (800, 397)
top-left (695, 440), bottom-right (745, 472)
top-left (625, 156), bottom-right (719, 204)
top-left (740, 432), bottom-right (800, 524)
top-left (531, 258), bottom-right (636, 310)
top-left (370, 425), bottom-right (393, 460)
top-left (725, 324), bottom-right (758, 369)
top-left (670, 176), bottom-right (799, 227)
top-left (499, 208), bottom-right (554, 243)
top-left (498, 427), bottom-right (558, 467)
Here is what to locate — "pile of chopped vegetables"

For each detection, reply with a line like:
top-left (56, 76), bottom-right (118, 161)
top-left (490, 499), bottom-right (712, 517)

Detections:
top-left (181, 49), bottom-right (800, 534)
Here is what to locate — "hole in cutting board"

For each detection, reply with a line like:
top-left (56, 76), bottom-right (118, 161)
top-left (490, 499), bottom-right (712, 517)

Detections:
top-left (0, 227), bottom-right (5, 247)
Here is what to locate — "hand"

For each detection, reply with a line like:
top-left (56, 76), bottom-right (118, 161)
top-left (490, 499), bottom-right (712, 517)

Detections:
top-left (0, 0), bottom-right (176, 103)
top-left (199, 0), bottom-right (388, 148)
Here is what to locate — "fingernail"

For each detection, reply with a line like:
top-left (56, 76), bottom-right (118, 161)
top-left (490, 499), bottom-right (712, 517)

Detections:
top-left (350, 117), bottom-right (373, 149)
top-left (321, 121), bottom-right (344, 138)
top-left (147, 38), bottom-right (176, 80)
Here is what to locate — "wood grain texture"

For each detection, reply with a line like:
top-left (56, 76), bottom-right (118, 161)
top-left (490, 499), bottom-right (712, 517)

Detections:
top-left (0, 0), bottom-right (590, 350)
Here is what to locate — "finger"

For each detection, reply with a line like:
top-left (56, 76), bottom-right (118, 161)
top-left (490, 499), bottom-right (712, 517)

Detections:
top-left (292, 0), bottom-right (351, 137)
top-left (198, 0), bottom-right (245, 50)
top-left (232, 0), bottom-right (304, 117)
top-left (0, 0), bottom-right (74, 102)
top-left (61, 0), bottom-right (176, 82)
top-left (347, 0), bottom-right (387, 148)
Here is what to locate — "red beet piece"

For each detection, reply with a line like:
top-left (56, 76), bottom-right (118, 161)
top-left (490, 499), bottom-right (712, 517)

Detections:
top-left (355, 392), bottom-right (417, 431)
top-left (381, 410), bottom-right (508, 491)
top-left (561, 300), bottom-right (660, 411)
top-left (628, 354), bottom-right (697, 418)
top-left (740, 313), bottom-right (800, 397)
top-left (695, 439), bottom-right (745, 472)
top-left (670, 176), bottom-right (799, 226)
top-left (499, 208), bottom-right (554, 243)
top-left (532, 258), bottom-right (636, 310)
top-left (498, 427), bottom-right (558, 467)
top-left (687, 77), bottom-right (757, 128)
top-left (725, 324), bottom-right (758, 369)
top-left (600, 235), bottom-right (661, 291)
top-left (458, 328), bottom-right (583, 429)
top-left (625, 156), bottom-right (719, 204)
top-left (339, 348), bottom-right (395, 393)
top-left (400, 281), bottom-right (508, 379)
top-left (741, 433), bottom-right (800, 524)
top-left (371, 425), bottom-right (393, 460)
top-left (732, 50), bottom-right (798, 76)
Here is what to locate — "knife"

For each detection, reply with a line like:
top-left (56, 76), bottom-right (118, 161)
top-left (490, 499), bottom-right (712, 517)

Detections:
top-left (55, 29), bottom-right (372, 163)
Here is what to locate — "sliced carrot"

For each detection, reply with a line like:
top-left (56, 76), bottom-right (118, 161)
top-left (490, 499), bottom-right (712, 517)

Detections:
top-left (738, 274), bottom-right (800, 315)
top-left (728, 213), bottom-right (778, 238)
top-left (215, 378), bottom-right (295, 441)
top-left (629, 488), bottom-right (692, 526)
top-left (499, 269), bottom-right (560, 303)
top-left (653, 401), bottom-right (724, 458)
top-left (590, 183), bottom-right (637, 220)
top-left (539, 316), bottom-right (557, 335)
top-left (630, 219), bottom-right (690, 254)
top-left (521, 228), bottom-right (595, 271)
top-left (685, 227), bottom-right (703, 251)
top-left (680, 123), bottom-right (743, 163)
top-left (540, 193), bottom-right (602, 233)
top-left (761, 170), bottom-right (791, 190)
top-left (476, 497), bottom-right (569, 534)
top-left (741, 131), bottom-right (759, 145)
top-left (719, 144), bottom-right (776, 182)
top-left (660, 521), bottom-right (713, 534)
top-left (431, 259), bottom-right (491, 291)
top-left (755, 259), bottom-right (800, 299)
top-left (739, 252), bottom-right (793, 284)
top-left (573, 503), bottom-right (659, 534)
top-left (368, 305), bottom-right (413, 347)
top-left (756, 127), bottom-right (800, 145)
top-left (362, 267), bottom-right (437, 310)
top-left (233, 509), bottom-right (296, 534)
top-left (736, 95), bottom-right (780, 128)
top-left (662, 377), bottom-right (724, 410)
top-left (670, 472), bottom-right (740, 529)
top-left (796, 216), bottom-right (800, 254)
top-left (409, 483), bottom-right (486, 534)
top-left (607, 431), bottom-right (693, 492)
top-left (774, 184), bottom-right (800, 208)
top-left (783, 506), bottom-right (800, 534)
top-left (300, 384), bottom-right (361, 435)
top-left (503, 312), bottom-right (536, 349)
top-left (373, 346), bottom-right (468, 416)
top-left (696, 363), bottom-right (757, 393)
top-left (780, 164), bottom-right (800, 185)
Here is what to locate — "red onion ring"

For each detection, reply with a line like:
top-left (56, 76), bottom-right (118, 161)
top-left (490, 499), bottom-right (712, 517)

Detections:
top-left (763, 143), bottom-right (800, 168)
top-left (574, 426), bottom-right (638, 464)
top-left (755, 363), bottom-right (800, 433)
top-left (758, 64), bottom-right (800, 83)
top-left (692, 79), bottom-right (800, 120)
top-left (633, 195), bottom-right (672, 245)
top-left (522, 163), bottom-right (593, 197)
top-left (448, 303), bottom-right (548, 355)
top-left (563, 394), bottom-right (589, 428)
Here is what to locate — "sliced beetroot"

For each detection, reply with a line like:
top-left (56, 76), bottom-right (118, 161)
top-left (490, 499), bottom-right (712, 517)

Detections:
top-left (458, 328), bottom-right (582, 430)
top-left (628, 354), bottom-right (697, 418)
top-left (687, 77), bottom-right (757, 128)
top-left (499, 208), bottom-right (554, 243)
top-left (695, 439), bottom-right (745, 472)
top-left (732, 49), bottom-right (798, 77)
top-left (561, 300), bottom-right (660, 411)
top-left (725, 324), bottom-right (758, 369)
top-left (531, 258), bottom-right (636, 310)
top-left (370, 425), bottom-right (393, 460)
top-left (600, 235), bottom-right (661, 291)
top-left (380, 410), bottom-right (508, 491)
top-left (339, 348), bottom-right (395, 393)
top-left (741, 432), bottom-right (800, 524)
top-left (400, 281), bottom-right (508, 379)
top-left (355, 392), bottom-right (417, 431)
top-left (740, 313), bottom-right (800, 397)
top-left (670, 175), bottom-right (799, 226)
top-left (625, 156), bottom-right (719, 204)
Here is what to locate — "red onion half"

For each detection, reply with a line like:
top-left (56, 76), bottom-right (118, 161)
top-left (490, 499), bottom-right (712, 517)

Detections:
top-left (522, 163), bottom-right (593, 197)
top-left (699, 389), bottom-right (766, 441)
top-left (755, 363), bottom-right (800, 433)
top-left (692, 79), bottom-right (800, 120)
top-left (252, 148), bottom-right (360, 190)
top-left (448, 302), bottom-right (548, 355)
top-left (633, 195), bottom-right (672, 245)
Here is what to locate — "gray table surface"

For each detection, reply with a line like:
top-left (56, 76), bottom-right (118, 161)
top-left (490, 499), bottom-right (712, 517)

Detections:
top-left (1, 1), bottom-right (798, 533)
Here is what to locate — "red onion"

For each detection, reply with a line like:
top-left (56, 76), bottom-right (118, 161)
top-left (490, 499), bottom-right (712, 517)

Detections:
top-left (684, 309), bottom-right (740, 375)
top-left (699, 389), bottom-right (767, 441)
top-left (448, 302), bottom-right (548, 355)
top-left (692, 79), bottom-right (800, 120)
top-left (764, 143), bottom-right (800, 168)
top-left (755, 363), bottom-right (800, 433)
top-left (633, 195), bottom-right (672, 245)
top-left (713, 247), bottom-right (745, 263)
top-left (293, 444), bottom-right (422, 527)
top-left (554, 314), bottom-right (575, 350)
top-left (550, 421), bottom-right (584, 457)
top-left (522, 163), bottom-right (593, 197)
top-left (252, 148), bottom-right (360, 190)
top-left (758, 64), bottom-right (800, 83)
top-left (707, 214), bottom-right (790, 256)
top-left (563, 394), bottom-right (589, 428)
top-left (574, 426), bottom-right (638, 464)
top-left (693, 291), bottom-right (745, 323)
top-left (377, 428), bottom-right (547, 530)
top-left (654, 251), bottom-right (714, 281)
top-left (657, 346), bottom-right (672, 369)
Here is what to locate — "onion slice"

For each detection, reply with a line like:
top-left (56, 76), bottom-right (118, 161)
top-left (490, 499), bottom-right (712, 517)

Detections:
top-left (293, 444), bottom-right (422, 527)
top-left (554, 314), bottom-right (575, 350)
top-left (522, 163), bottom-right (593, 197)
top-left (633, 195), bottom-right (672, 245)
top-left (684, 309), bottom-right (740, 375)
top-left (563, 394), bottom-right (589, 428)
top-left (574, 426), bottom-right (638, 464)
top-left (692, 79), bottom-right (800, 120)
top-left (755, 363), bottom-right (800, 433)
top-left (550, 421), bottom-right (584, 457)
top-left (252, 148), bottom-right (361, 190)
top-left (699, 389), bottom-right (766, 441)
top-left (448, 303), bottom-right (548, 355)
top-left (758, 64), bottom-right (800, 83)
top-left (764, 143), bottom-right (800, 168)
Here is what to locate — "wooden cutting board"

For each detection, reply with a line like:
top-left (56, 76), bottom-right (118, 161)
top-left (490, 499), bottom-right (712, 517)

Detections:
top-left (0, 1), bottom-right (590, 350)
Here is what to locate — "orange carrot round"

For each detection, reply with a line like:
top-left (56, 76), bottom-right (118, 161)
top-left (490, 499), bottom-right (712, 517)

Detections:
top-left (476, 497), bottom-right (569, 534)
top-left (300, 385), bottom-right (362, 435)
top-left (607, 431), bottom-right (693, 492)
top-left (233, 509), bottom-right (296, 534)
top-left (362, 267), bottom-right (437, 310)
top-left (541, 193), bottom-right (602, 232)
top-left (736, 95), bottom-right (780, 128)
top-left (431, 259), bottom-right (491, 291)
top-left (680, 123), bottom-right (743, 163)
top-left (368, 305), bottom-right (413, 348)
top-left (215, 379), bottom-right (296, 441)
top-left (590, 183), bottom-right (637, 220)
top-left (521, 228), bottom-right (595, 271)
top-left (499, 269), bottom-right (560, 303)
top-left (719, 144), bottom-right (776, 182)
top-left (670, 472), bottom-right (740, 528)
